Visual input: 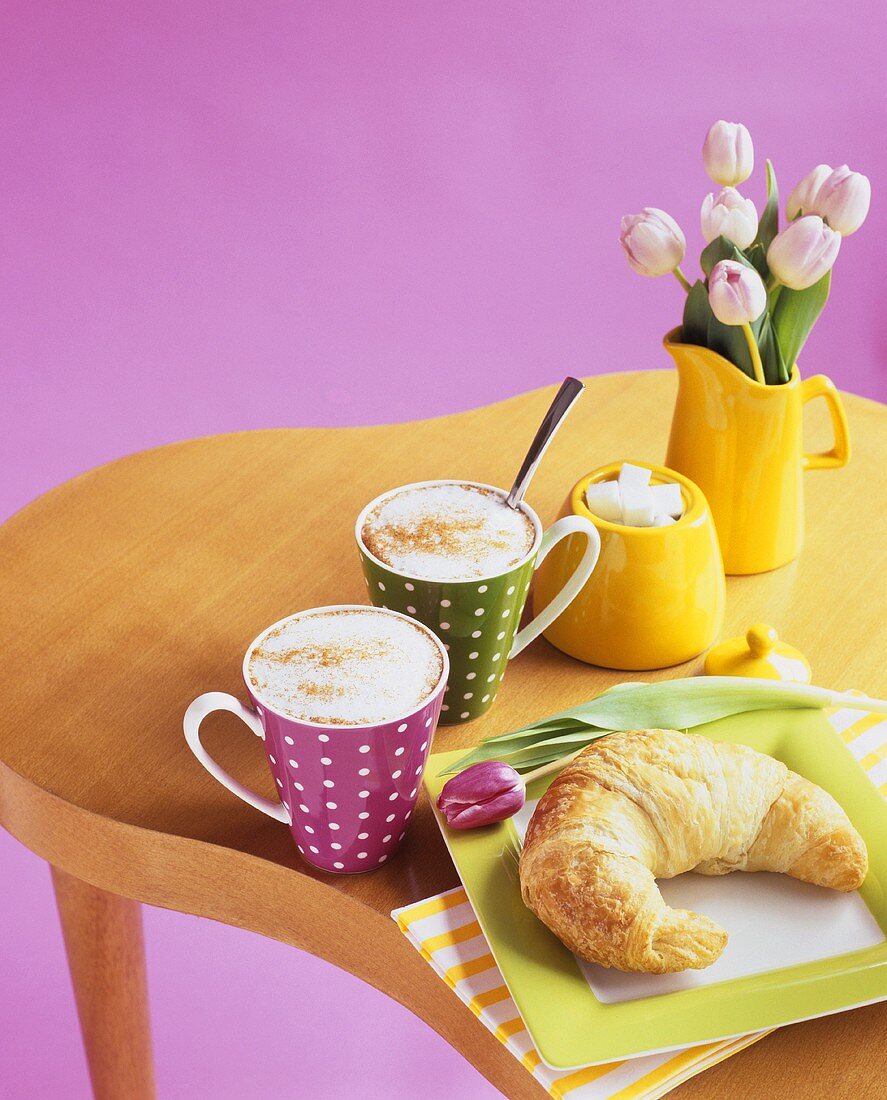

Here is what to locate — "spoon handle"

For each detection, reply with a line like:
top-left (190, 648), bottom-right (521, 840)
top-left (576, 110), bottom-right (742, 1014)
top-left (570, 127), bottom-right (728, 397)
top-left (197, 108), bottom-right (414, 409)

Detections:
top-left (506, 377), bottom-right (585, 509)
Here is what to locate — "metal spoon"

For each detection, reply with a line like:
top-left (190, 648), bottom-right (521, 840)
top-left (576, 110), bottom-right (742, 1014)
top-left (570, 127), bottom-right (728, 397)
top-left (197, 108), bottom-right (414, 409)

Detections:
top-left (505, 377), bottom-right (585, 509)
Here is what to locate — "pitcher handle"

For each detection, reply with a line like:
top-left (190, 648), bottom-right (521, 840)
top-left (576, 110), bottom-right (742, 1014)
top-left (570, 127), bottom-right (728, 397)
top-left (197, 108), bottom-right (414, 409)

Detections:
top-left (801, 375), bottom-right (850, 471)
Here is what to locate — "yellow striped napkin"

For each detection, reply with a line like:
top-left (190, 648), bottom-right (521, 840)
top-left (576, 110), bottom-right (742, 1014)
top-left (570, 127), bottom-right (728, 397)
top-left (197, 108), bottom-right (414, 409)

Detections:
top-left (392, 706), bottom-right (887, 1100)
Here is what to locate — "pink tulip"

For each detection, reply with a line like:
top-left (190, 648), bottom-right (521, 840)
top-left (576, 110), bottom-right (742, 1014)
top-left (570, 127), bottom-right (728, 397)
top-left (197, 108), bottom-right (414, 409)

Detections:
top-left (619, 208), bottom-right (686, 277)
top-left (701, 187), bottom-right (759, 249)
top-left (786, 164), bottom-right (832, 220)
top-left (814, 165), bottom-right (871, 236)
top-left (708, 260), bottom-right (767, 325)
top-left (767, 215), bottom-right (841, 290)
top-left (437, 761), bottom-right (525, 829)
top-left (702, 121), bottom-right (754, 187)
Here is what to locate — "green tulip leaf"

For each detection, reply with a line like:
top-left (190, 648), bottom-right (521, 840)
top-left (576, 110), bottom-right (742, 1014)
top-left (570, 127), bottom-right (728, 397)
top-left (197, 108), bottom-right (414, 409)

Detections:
top-left (681, 279), bottom-right (711, 347)
top-left (771, 270), bottom-right (831, 370)
top-left (753, 158), bottom-right (779, 254)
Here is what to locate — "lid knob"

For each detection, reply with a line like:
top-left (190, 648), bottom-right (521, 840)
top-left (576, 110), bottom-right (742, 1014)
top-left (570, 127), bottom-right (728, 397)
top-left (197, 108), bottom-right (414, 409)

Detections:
top-left (747, 623), bottom-right (778, 657)
top-left (704, 623), bottom-right (812, 683)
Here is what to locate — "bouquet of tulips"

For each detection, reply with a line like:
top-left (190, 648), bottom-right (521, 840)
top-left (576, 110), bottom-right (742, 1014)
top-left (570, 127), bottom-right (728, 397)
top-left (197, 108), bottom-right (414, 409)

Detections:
top-left (619, 121), bottom-right (871, 385)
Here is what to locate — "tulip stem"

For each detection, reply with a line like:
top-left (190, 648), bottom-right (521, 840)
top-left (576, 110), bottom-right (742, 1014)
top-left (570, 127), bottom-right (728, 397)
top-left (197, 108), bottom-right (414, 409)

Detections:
top-left (673, 266), bottom-right (691, 293)
top-left (741, 322), bottom-right (766, 385)
top-left (520, 748), bottom-right (585, 787)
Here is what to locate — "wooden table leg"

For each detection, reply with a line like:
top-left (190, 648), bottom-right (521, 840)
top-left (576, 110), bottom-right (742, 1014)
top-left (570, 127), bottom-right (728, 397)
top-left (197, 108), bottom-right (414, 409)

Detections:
top-left (51, 866), bottom-right (156, 1100)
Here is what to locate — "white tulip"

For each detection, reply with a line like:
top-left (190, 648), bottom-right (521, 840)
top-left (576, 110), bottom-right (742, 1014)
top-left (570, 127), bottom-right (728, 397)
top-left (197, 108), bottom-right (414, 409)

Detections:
top-left (767, 215), bottom-right (841, 290)
top-left (701, 187), bottom-right (759, 249)
top-left (707, 260), bottom-right (767, 325)
top-left (814, 165), bottom-right (871, 236)
top-left (619, 208), bottom-right (686, 277)
top-left (787, 164), bottom-right (832, 220)
top-left (702, 121), bottom-right (754, 186)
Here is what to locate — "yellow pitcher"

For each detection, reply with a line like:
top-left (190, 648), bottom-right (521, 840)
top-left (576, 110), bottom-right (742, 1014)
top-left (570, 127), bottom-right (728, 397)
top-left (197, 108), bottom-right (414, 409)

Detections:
top-left (663, 328), bottom-right (850, 575)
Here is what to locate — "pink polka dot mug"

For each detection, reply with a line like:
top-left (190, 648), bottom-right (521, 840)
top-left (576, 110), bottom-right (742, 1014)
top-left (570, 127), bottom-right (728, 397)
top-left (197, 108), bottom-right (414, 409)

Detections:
top-left (183, 606), bottom-right (449, 874)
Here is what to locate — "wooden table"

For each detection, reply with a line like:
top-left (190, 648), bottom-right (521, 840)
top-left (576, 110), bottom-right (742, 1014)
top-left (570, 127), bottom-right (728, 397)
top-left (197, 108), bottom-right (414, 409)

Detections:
top-left (1, 371), bottom-right (884, 1100)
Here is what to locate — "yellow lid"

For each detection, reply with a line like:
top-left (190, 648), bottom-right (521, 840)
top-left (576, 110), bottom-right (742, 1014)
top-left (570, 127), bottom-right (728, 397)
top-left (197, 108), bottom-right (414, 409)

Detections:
top-left (704, 623), bottom-right (812, 683)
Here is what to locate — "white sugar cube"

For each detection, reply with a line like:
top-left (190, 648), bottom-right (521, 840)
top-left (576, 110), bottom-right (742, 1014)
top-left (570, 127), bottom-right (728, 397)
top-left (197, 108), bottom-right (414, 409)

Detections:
top-left (620, 484), bottom-right (655, 527)
top-left (618, 463), bottom-right (651, 492)
top-left (585, 481), bottom-right (622, 522)
top-left (652, 513), bottom-right (677, 526)
top-left (649, 482), bottom-right (683, 518)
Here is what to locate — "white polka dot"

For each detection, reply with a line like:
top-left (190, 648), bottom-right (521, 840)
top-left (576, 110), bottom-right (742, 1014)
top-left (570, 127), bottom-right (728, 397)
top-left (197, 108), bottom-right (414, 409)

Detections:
top-left (420, 741), bottom-right (427, 750)
top-left (415, 766), bottom-right (422, 775)
top-left (493, 652), bottom-right (501, 661)
top-left (294, 782), bottom-right (304, 791)
top-left (440, 599), bottom-right (451, 608)
top-left (424, 716), bottom-right (432, 727)
top-left (325, 801), bottom-right (337, 810)
top-left (487, 674), bottom-right (496, 683)
top-left (406, 605), bottom-right (416, 614)
top-left (304, 825), bottom-right (315, 834)
top-left (460, 711), bottom-right (470, 719)
top-left (284, 736), bottom-right (294, 746)
top-left (359, 790), bottom-right (370, 798)
top-left (378, 581), bottom-right (385, 591)
top-left (318, 734), bottom-right (329, 743)
top-left (405, 582), bottom-right (414, 591)
top-left (299, 804), bottom-right (309, 813)
top-left (358, 767), bottom-right (370, 776)
top-left (399, 831), bottom-right (406, 841)
top-left (442, 704), bottom-right (449, 712)
top-left (276, 778), bottom-right (283, 788)
top-left (297, 845), bottom-right (305, 854)
top-left (507, 585), bottom-right (515, 595)
top-left (444, 643), bottom-right (450, 650)
top-left (392, 770), bottom-right (402, 779)
top-left (358, 831), bottom-right (369, 840)
top-left (268, 755), bottom-right (276, 764)
top-left (397, 722), bottom-right (408, 733)
top-left (409, 788), bottom-right (417, 798)
top-left (501, 609), bottom-right (510, 618)
top-left (383, 834), bottom-right (392, 843)
top-left (329, 822), bottom-right (340, 831)
top-left (440, 622), bottom-right (450, 631)
top-left (463, 692), bottom-right (473, 700)
top-left (445, 685), bottom-right (450, 694)
top-left (378, 855), bottom-right (388, 863)
top-left (497, 631), bottom-right (506, 640)
top-left (310, 845), bottom-right (319, 854)
top-left (474, 608), bottom-right (484, 617)
top-left (323, 779), bottom-right (335, 788)
top-left (331, 842), bottom-right (342, 850)
top-left (478, 584), bottom-right (488, 593)
top-left (471, 629), bottom-right (482, 638)
top-left (282, 801), bottom-right (290, 812)
top-left (359, 745), bottom-right (371, 753)
top-left (333, 861), bottom-right (344, 869)
top-left (288, 759), bottom-right (299, 769)
top-left (405, 809), bottom-right (412, 819)
top-left (389, 792), bottom-right (398, 801)
top-left (359, 811), bottom-right (370, 820)
top-left (357, 852), bottom-right (367, 860)
top-left (468, 651), bottom-right (479, 660)
top-left (386, 813), bottom-right (396, 822)
top-left (395, 747), bottom-right (405, 756)
top-left (466, 672), bottom-right (476, 680)
top-left (482, 694), bottom-right (490, 702)
top-left (320, 757), bottom-right (332, 766)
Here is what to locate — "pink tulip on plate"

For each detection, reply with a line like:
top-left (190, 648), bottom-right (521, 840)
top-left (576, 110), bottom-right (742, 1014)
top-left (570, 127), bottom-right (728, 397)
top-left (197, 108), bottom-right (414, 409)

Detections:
top-left (436, 761), bottom-right (526, 829)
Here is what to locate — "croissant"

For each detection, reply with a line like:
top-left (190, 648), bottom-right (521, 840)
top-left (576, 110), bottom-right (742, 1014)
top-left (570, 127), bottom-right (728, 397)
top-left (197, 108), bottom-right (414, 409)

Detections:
top-left (519, 728), bottom-right (868, 974)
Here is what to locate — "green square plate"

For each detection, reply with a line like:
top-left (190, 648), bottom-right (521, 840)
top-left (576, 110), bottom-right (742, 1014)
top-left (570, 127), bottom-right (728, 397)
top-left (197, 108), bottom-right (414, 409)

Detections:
top-left (424, 708), bottom-right (887, 1069)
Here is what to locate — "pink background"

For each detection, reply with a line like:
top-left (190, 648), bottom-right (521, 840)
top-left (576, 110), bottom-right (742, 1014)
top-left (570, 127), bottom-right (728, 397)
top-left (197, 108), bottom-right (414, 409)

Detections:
top-left (2, 2), bottom-right (883, 1097)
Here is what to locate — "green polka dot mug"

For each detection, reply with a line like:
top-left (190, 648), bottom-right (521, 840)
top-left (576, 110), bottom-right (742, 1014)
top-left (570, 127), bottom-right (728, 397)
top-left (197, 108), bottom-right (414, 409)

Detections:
top-left (355, 480), bottom-right (601, 724)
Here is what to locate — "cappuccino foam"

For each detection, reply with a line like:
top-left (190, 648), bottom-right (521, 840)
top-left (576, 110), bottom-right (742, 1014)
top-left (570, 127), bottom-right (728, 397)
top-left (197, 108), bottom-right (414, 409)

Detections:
top-left (247, 608), bottom-right (444, 725)
top-left (362, 483), bottom-right (536, 581)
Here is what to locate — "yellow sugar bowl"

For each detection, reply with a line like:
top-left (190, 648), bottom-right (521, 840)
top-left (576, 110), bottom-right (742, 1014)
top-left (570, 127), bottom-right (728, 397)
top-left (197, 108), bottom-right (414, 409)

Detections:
top-left (532, 462), bottom-right (725, 670)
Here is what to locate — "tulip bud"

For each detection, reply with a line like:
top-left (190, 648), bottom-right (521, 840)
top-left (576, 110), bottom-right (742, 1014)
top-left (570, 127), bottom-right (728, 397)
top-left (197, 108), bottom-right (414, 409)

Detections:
top-left (703, 121), bottom-right (754, 187)
top-left (767, 215), bottom-right (841, 290)
top-left (787, 164), bottom-right (832, 220)
top-left (436, 761), bottom-right (525, 829)
top-left (700, 187), bottom-right (759, 249)
top-left (814, 165), bottom-right (871, 236)
top-left (619, 208), bottom-right (686, 277)
top-left (707, 260), bottom-right (767, 325)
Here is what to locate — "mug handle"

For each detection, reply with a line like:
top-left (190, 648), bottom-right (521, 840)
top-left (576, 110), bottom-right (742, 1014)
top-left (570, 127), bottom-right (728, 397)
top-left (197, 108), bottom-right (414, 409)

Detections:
top-left (183, 692), bottom-right (291, 823)
top-left (801, 375), bottom-right (850, 471)
top-left (510, 516), bottom-right (601, 658)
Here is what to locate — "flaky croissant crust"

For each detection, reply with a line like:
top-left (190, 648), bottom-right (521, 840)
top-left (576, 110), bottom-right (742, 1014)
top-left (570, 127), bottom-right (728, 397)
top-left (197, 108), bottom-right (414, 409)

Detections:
top-left (519, 729), bottom-right (868, 974)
